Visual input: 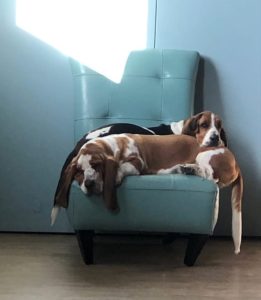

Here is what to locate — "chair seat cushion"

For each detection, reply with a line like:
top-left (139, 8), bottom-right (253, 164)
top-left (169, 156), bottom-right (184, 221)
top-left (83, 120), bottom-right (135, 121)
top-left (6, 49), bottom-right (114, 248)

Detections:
top-left (67, 174), bottom-right (218, 235)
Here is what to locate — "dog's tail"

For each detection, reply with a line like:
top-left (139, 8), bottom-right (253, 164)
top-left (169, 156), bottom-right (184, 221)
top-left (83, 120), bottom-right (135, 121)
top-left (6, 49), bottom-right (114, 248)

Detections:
top-left (51, 205), bottom-right (60, 226)
top-left (51, 158), bottom-right (78, 226)
top-left (231, 168), bottom-right (243, 254)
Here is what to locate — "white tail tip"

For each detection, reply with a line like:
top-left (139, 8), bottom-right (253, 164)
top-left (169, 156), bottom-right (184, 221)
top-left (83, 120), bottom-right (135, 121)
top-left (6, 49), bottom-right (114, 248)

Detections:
top-left (232, 210), bottom-right (242, 256)
top-left (51, 206), bottom-right (60, 226)
top-left (234, 248), bottom-right (240, 255)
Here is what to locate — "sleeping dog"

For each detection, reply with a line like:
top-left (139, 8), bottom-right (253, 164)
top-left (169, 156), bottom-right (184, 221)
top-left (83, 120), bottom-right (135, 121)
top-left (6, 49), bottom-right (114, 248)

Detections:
top-left (53, 111), bottom-right (227, 208)
top-left (52, 130), bottom-right (242, 254)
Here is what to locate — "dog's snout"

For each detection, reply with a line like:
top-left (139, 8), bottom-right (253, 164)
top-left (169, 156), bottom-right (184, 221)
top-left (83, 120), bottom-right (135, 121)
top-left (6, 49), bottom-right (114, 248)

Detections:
top-left (84, 179), bottom-right (95, 196)
top-left (210, 134), bottom-right (219, 145)
top-left (84, 179), bottom-right (95, 188)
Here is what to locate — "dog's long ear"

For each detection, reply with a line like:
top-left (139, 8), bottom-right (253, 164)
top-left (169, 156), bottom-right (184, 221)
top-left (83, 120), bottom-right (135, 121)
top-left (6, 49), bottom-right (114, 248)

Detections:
top-left (103, 157), bottom-right (119, 211)
top-left (182, 112), bottom-right (203, 137)
top-left (54, 159), bottom-right (78, 208)
top-left (220, 128), bottom-right (228, 147)
top-left (54, 137), bottom-right (87, 202)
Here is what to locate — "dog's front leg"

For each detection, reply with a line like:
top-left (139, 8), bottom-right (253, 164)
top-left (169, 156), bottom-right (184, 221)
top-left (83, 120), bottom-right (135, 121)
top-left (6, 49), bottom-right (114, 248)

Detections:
top-left (174, 164), bottom-right (200, 176)
top-left (116, 156), bottom-right (143, 185)
top-left (158, 163), bottom-right (201, 176)
top-left (161, 163), bottom-right (217, 183)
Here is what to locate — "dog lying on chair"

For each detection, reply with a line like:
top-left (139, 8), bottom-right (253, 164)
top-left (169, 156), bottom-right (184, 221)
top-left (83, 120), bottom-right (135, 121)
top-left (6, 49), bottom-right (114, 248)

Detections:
top-left (53, 111), bottom-right (227, 208)
top-left (52, 122), bottom-right (242, 254)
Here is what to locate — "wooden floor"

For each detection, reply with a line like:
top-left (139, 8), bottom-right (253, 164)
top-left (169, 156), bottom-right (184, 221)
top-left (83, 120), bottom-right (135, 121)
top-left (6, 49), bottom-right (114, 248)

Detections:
top-left (0, 234), bottom-right (261, 300)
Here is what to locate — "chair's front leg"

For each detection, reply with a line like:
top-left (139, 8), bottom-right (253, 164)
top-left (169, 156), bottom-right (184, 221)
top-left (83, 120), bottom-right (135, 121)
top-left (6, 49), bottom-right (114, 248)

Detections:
top-left (184, 234), bottom-right (209, 266)
top-left (75, 230), bottom-right (94, 265)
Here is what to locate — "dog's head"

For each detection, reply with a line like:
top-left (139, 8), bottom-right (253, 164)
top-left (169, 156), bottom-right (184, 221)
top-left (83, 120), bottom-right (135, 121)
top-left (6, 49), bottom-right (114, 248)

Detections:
top-left (76, 150), bottom-right (105, 196)
top-left (55, 141), bottom-right (119, 211)
top-left (182, 111), bottom-right (227, 147)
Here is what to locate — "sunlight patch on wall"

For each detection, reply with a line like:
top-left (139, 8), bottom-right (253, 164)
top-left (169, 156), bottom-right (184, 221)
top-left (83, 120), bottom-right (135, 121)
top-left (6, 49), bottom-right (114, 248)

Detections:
top-left (16, 0), bottom-right (148, 82)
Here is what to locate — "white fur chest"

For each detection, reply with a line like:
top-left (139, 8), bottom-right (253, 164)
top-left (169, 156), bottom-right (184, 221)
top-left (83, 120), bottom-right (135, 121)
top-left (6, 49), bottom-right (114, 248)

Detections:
top-left (196, 148), bottom-right (225, 182)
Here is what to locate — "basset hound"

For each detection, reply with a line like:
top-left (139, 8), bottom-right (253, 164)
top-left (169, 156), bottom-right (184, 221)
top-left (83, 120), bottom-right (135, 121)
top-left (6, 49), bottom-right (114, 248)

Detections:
top-left (52, 113), bottom-right (243, 254)
top-left (53, 111), bottom-right (227, 208)
top-left (158, 147), bottom-right (243, 254)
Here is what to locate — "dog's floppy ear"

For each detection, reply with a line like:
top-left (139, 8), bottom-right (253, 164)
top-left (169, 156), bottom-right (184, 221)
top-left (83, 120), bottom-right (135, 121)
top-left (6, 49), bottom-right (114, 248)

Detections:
top-left (53, 137), bottom-right (87, 202)
top-left (182, 112), bottom-right (203, 137)
top-left (54, 159), bottom-right (78, 208)
top-left (103, 157), bottom-right (119, 211)
top-left (220, 128), bottom-right (228, 147)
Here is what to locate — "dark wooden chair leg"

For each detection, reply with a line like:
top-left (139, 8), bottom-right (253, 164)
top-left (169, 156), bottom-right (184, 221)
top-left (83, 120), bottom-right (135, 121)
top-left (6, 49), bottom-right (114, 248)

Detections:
top-left (184, 234), bottom-right (209, 266)
top-left (75, 230), bottom-right (94, 265)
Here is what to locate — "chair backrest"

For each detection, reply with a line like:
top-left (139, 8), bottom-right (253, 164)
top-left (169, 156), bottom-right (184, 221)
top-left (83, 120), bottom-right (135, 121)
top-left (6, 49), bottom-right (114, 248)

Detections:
top-left (70, 49), bottom-right (200, 142)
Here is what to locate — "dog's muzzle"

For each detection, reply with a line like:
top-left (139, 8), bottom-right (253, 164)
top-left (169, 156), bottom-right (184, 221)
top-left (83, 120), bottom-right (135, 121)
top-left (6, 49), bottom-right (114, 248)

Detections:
top-left (84, 179), bottom-right (103, 195)
top-left (84, 179), bottom-right (95, 195)
top-left (209, 134), bottom-right (220, 147)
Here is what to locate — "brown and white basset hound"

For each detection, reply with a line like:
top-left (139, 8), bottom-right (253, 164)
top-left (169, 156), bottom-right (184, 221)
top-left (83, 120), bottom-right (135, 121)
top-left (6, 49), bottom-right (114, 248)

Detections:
top-left (53, 111), bottom-right (227, 208)
top-left (158, 147), bottom-right (243, 254)
top-left (52, 115), bottom-right (243, 254)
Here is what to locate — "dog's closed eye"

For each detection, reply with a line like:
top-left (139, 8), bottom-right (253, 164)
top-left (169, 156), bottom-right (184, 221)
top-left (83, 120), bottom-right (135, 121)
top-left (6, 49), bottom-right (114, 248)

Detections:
top-left (90, 162), bottom-right (103, 172)
top-left (74, 169), bottom-right (84, 184)
top-left (216, 120), bottom-right (222, 130)
top-left (200, 122), bottom-right (209, 129)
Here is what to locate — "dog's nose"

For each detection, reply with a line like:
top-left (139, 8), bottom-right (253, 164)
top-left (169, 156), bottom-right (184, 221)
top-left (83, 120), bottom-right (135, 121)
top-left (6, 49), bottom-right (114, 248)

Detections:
top-left (84, 179), bottom-right (95, 196)
top-left (84, 179), bottom-right (95, 188)
top-left (210, 134), bottom-right (219, 145)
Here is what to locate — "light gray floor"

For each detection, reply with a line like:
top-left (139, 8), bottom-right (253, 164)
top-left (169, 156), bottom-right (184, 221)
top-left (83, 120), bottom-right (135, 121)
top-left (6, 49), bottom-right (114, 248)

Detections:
top-left (0, 233), bottom-right (261, 300)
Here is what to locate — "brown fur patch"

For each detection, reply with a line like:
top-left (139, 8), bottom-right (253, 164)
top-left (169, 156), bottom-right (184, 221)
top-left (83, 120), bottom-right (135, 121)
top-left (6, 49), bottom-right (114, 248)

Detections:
top-left (129, 134), bottom-right (200, 173)
top-left (116, 136), bottom-right (131, 161)
top-left (81, 140), bottom-right (113, 157)
top-left (123, 155), bottom-right (144, 173)
top-left (207, 147), bottom-right (238, 187)
top-left (201, 147), bottom-right (243, 213)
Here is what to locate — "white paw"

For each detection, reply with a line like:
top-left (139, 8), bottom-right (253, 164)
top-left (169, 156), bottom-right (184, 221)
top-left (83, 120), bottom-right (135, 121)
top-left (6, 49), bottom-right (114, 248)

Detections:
top-left (116, 171), bottom-right (123, 185)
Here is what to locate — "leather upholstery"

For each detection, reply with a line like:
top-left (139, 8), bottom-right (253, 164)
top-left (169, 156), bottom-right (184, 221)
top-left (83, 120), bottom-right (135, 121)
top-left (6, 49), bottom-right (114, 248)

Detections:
top-left (67, 49), bottom-right (218, 235)
top-left (71, 49), bottom-right (199, 141)
top-left (68, 176), bottom-right (217, 233)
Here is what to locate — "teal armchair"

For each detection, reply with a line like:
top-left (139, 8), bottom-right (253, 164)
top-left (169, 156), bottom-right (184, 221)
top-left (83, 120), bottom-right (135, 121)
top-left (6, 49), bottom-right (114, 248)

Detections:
top-left (67, 49), bottom-right (218, 266)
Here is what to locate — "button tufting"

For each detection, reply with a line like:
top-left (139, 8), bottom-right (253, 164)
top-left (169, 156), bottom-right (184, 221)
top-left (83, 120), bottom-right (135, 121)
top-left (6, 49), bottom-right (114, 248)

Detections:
top-left (153, 73), bottom-right (162, 79)
top-left (164, 71), bottom-right (172, 78)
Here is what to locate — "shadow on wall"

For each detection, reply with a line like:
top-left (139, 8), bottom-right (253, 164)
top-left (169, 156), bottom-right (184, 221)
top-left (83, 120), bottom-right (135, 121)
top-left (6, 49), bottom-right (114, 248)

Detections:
top-left (194, 57), bottom-right (204, 113)
top-left (195, 56), bottom-right (261, 237)
top-left (194, 56), bottom-right (225, 115)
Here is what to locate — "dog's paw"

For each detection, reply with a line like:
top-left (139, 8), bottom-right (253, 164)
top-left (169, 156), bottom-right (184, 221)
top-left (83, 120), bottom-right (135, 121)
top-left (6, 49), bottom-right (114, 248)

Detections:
top-left (180, 165), bottom-right (197, 175)
top-left (115, 171), bottom-right (123, 186)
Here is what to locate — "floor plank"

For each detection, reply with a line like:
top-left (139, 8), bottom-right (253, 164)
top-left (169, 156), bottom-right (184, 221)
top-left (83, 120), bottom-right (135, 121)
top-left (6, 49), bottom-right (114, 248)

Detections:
top-left (0, 233), bottom-right (261, 300)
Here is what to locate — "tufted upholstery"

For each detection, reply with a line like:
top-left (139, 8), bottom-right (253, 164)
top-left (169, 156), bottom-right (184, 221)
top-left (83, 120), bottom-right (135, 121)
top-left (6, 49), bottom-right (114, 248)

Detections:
top-left (67, 49), bottom-right (218, 265)
top-left (71, 49), bottom-right (199, 141)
